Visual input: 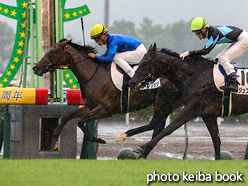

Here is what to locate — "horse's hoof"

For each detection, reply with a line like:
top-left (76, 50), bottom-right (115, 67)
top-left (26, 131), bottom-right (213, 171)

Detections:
top-left (50, 137), bottom-right (59, 150)
top-left (116, 133), bottom-right (128, 142)
top-left (52, 142), bottom-right (59, 151)
top-left (133, 146), bottom-right (144, 154)
top-left (97, 137), bottom-right (106, 144)
top-left (137, 156), bottom-right (145, 160)
top-left (137, 152), bottom-right (147, 159)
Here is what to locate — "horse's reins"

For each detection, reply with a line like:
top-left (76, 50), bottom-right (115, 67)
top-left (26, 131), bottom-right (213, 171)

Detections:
top-left (134, 50), bottom-right (157, 88)
top-left (42, 41), bottom-right (99, 85)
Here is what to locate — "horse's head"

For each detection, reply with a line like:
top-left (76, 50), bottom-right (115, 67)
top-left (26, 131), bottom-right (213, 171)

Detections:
top-left (33, 39), bottom-right (72, 76)
top-left (129, 43), bottom-right (160, 90)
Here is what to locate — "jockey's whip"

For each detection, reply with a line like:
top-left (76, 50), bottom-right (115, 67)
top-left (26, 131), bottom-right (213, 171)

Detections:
top-left (81, 17), bottom-right (86, 46)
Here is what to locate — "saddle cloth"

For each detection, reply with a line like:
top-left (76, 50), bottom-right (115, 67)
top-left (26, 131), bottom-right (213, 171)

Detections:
top-left (111, 62), bottom-right (161, 91)
top-left (213, 64), bottom-right (248, 95)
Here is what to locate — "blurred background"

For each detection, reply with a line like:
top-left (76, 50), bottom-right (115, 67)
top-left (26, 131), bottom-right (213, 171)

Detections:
top-left (1, 0), bottom-right (248, 65)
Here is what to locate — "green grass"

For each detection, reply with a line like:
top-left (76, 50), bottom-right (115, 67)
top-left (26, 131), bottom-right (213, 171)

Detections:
top-left (0, 159), bottom-right (247, 186)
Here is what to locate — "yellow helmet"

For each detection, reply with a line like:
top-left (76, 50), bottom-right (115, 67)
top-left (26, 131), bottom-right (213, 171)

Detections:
top-left (90, 24), bottom-right (108, 39)
top-left (191, 17), bottom-right (209, 31)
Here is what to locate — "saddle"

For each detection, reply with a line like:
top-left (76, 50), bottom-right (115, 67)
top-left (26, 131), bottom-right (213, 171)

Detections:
top-left (110, 63), bottom-right (137, 113)
top-left (117, 63), bottom-right (141, 113)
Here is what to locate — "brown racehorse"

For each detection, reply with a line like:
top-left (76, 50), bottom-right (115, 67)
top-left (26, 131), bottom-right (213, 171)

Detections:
top-left (33, 39), bottom-right (183, 150)
top-left (129, 43), bottom-right (248, 160)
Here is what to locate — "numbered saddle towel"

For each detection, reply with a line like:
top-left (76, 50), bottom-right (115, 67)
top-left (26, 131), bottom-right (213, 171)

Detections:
top-left (213, 64), bottom-right (248, 95)
top-left (213, 64), bottom-right (248, 117)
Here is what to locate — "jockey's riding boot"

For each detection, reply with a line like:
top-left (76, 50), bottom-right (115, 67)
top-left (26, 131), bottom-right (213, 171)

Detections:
top-left (226, 72), bottom-right (239, 92)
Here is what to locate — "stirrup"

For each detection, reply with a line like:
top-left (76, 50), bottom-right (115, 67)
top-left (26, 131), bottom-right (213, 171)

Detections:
top-left (220, 85), bottom-right (238, 92)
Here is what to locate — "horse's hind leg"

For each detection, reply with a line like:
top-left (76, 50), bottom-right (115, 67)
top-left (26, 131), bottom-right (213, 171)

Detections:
top-left (202, 115), bottom-right (221, 160)
top-left (117, 125), bottom-right (154, 142)
top-left (117, 91), bottom-right (181, 142)
top-left (116, 111), bottom-right (167, 142)
top-left (77, 105), bottom-right (110, 144)
top-left (77, 119), bottom-right (106, 144)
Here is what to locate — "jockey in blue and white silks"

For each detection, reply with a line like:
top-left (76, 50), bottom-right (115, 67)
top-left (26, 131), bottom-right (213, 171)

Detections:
top-left (180, 17), bottom-right (248, 92)
top-left (88, 24), bottom-right (147, 77)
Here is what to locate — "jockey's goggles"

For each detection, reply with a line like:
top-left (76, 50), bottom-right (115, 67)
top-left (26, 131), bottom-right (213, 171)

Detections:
top-left (192, 30), bottom-right (201, 37)
top-left (93, 36), bottom-right (102, 42)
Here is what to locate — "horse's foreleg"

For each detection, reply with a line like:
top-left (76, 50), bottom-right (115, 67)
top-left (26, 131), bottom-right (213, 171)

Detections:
top-left (116, 113), bottom-right (167, 142)
top-left (51, 106), bottom-right (90, 149)
top-left (150, 98), bottom-right (182, 139)
top-left (151, 119), bottom-right (166, 139)
top-left (135, 120), bottom-right (185, 159)
top-left (136, 103), bottom-right (200, 159)
top-left (202, 115), bottom-right (221, 160)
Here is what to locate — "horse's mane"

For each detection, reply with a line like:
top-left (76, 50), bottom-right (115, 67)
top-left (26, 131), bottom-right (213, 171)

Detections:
top-left (159, 48), bottom-right (181, 59)
top-left (59, 38), bottom-right (98, 55)
top-left (59, 38), bottom-right (102, 63)
top-left (159, 48), bottom-right (216, 66)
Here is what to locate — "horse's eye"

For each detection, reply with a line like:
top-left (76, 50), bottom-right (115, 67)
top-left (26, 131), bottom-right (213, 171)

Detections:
top-left (50, 50), bottom-right (55, 54)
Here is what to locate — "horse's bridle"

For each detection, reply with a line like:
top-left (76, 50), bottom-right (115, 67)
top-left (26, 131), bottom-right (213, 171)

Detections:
top-left (134, 50), bottom-right (157, 83)
top-left (41, 41), bottom-right (99, 85)
top-left (41, 42), bottom-right (71, 72)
